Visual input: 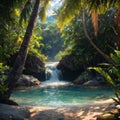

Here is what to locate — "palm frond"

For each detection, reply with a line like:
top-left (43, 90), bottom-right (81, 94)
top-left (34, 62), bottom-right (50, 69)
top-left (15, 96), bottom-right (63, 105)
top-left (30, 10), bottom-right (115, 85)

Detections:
top-left (57, 0), bottom-right (81, 31)
top-left (110, 50), bottom-right (120, 65)
top-left (19, 0), bottom-right (33, 24)
top-left (39, 0), bottom-right (50, 22)
top-left (112, 90), bottom-right (120, 105)
top-left (57, 0), bottom-right (120, 31)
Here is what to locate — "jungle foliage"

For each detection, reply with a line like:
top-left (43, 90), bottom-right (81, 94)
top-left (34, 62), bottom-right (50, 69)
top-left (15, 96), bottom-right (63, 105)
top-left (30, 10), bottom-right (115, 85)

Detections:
top-left (0, 1), bottom-right (47, 65)
top-left (56, 9), bottom-right (118, 66)
top-left (0, 0), bottom-right (120, 104)
top-left (0, 0), bottom-right (51, 99)
top-left (89, 50), bottom-right (120, 105)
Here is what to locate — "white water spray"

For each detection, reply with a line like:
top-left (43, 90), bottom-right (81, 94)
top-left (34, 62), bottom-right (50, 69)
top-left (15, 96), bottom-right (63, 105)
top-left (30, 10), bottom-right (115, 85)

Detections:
top-left (41, 62), bottom-right (70, 87)
top-left (45, 62), bottom-right (62, 81)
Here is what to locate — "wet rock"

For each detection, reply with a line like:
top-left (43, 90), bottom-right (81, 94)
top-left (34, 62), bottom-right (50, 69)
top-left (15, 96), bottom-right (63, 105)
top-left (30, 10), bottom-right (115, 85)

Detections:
top-left (57, 55), bottom-right (85, 81)
top-left (24, 55), bottom-right (45, 80)
top-left (8, 54), bottom-right (45, 81)
top-left (73, 75), bottom-right (86, 85)
top-left (15, 74), bottom-right (40, 88)
top-left (73, 71), bottom-right (89, 85)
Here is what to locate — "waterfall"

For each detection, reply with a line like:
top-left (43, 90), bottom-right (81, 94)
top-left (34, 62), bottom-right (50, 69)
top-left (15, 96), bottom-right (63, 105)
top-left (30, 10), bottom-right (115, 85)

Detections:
top-left (45, 62), bottom-right (62, 81)
top-left (41, 62), bottom-right (71, 87)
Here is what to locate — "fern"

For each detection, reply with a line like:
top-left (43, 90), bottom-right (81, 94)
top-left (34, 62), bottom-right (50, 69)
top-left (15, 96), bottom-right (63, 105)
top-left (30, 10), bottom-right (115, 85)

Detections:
top-left (89, 50), bottom-right (120, 105)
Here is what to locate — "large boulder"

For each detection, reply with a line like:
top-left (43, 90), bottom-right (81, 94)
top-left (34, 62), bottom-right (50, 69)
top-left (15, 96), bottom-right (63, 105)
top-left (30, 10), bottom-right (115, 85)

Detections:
top-left (8, 54), bottom-right (45, 81)
top-left (57, 55), bottom-right (86, 81)
top-left (73, 70), bottom-right (109, 87)
top-left (15, 74), bottom-right (40, 88)
top-left (23, 55), bottom-right (45, 81)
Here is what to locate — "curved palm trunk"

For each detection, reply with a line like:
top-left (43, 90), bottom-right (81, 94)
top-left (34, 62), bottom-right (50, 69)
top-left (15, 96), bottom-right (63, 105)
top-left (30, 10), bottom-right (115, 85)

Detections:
top-left (82, 10), bottom-right (114, 65)
top-left (1, 0), bottom-right (40, 99)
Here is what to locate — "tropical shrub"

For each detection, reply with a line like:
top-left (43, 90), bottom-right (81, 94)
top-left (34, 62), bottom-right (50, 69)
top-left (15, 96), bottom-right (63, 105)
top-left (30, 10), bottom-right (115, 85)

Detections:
top-left (0, 63), bottom-right (9, 95)
top-left (89, 50), bottom-right (120, 105)
top-left (56, 10), bottom-right (117, 67)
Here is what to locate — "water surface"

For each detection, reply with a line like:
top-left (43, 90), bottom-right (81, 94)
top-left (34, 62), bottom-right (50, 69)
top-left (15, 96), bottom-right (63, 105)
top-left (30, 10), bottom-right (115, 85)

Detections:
top-left (11, 85), bottom-right (113, 107)
top-left (11, 62), bottom-right (114, 107)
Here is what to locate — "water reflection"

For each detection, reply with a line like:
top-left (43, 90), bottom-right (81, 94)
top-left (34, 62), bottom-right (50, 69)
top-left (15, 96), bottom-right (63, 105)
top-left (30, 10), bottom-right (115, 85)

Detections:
top-left (11, 86), bottom-right (113, 107)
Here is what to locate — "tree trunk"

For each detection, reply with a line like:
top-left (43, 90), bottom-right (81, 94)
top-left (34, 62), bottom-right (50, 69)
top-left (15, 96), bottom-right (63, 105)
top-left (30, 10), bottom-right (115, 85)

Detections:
top-left (1, 0), bottom-right (40, 99)
top-left (116, 28), bottom-right (120, 50)
top-left (82, 10), bottom-right (114, 65)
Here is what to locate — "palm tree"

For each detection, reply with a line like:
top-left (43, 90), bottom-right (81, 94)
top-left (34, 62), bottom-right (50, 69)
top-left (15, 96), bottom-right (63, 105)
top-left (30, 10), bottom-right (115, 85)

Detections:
top-left (82, 10), bottom-right (114, 64)
top-left (0, 0), bottom-right (50, 99)
top-left (57, 0), bottom-right (120, 64)
top-left (0, 0), bottom-right (40, 99)
top-left (5, 0), bottom-right (40, 99)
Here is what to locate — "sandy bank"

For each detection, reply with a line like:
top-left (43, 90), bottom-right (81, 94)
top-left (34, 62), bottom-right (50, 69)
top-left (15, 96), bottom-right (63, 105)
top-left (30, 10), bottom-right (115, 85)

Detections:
top-left (0, 99), bottom-right (115, 120)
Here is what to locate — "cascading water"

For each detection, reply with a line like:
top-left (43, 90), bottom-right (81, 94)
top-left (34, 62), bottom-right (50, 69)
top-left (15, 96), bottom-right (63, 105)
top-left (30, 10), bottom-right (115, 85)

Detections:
top-left (41, 62), bottom-right (70, 87)
top-left (45, 62), bottom-right (62, 81)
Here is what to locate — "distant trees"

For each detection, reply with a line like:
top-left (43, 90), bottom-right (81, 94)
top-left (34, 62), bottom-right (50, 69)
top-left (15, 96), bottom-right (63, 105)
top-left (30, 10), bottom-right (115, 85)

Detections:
top-left (40, 23), bottom-right (65, 61)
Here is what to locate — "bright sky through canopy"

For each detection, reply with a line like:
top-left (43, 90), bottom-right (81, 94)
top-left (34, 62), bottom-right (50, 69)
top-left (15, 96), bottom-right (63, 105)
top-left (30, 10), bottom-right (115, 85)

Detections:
top-left (47, 0), bottom-right (62, 16)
